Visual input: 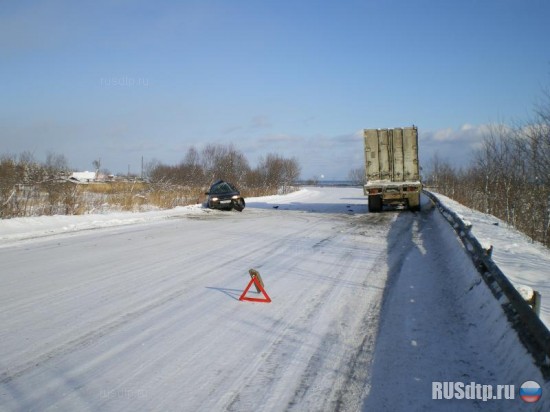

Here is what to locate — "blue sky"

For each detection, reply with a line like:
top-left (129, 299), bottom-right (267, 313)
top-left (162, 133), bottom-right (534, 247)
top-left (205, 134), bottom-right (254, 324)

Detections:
top-left (1, 0), bottom-right (549, 179)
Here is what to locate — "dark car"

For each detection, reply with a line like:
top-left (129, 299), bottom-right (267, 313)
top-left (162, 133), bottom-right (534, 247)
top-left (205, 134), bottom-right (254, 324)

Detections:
top-left (205, 180), bottom-right (246, 211)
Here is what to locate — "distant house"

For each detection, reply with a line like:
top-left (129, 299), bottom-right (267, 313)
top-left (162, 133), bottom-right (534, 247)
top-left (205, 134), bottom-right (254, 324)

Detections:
top-left (69, 171), bottom-right (97, 183)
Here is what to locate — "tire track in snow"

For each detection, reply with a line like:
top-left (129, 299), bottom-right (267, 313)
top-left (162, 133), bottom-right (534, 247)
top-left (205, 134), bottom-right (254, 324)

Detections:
top-left (0, 287), bottom-right (189, 385)
top-left (0, 188), bottom-right (402, 411)
top-left (221, 214), bottom-right (394, 411)
top-left (1, 213), bottom-right (317, 389)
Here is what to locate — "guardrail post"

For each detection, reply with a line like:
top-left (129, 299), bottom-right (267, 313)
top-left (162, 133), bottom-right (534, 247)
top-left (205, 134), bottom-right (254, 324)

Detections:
top-left (533, 291), bottom-right (542, 317)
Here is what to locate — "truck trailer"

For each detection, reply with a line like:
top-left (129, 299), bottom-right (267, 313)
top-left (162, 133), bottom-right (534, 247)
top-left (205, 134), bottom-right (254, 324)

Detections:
top-left (363, 126), bottom-right (422, 212)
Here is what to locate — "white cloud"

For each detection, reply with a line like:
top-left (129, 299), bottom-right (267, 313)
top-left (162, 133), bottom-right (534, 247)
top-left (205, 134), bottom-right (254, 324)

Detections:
top-left (419, 123), bottom-right (494, 167)
top-left (432, 128), bottom-right (455, 142)
top-left (0, 116), bottom-right (501, 180)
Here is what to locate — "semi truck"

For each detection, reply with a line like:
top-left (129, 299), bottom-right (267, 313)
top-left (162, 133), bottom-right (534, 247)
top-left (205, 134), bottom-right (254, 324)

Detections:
top-left (363, 126), bottom-right (422, 212)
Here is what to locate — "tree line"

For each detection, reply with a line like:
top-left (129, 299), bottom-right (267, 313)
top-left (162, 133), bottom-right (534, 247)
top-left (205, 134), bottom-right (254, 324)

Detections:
top-left (147, 144), bottom-right (301, 195)
top-left (0, 152), bottom-right (77, 217)
top-left (0, 144), bottom-right (301, 218)
top-left (426, 92), bottom-right (550, 247)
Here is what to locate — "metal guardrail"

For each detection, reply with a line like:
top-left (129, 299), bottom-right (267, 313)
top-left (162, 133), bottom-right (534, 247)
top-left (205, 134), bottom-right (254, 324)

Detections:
top-left (424, 190), bottom-right (550, 378)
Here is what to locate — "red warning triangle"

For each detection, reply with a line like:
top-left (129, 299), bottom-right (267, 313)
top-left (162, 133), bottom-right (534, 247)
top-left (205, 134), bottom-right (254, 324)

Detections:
top-left (239, 276), bottom-right (271, 303)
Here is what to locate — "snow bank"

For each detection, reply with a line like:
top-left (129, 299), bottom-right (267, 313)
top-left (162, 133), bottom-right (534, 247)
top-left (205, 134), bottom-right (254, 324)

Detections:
top-left (0, 188), bottom-right (336, 247)
top-left (431, 193), bottom-right (550, 330)
top-left (0, 190), bottom-right (315, 245)
top-left (364, 198), bottom-right (549, 411)
top-left (0, 204), bottom-right (207, 245)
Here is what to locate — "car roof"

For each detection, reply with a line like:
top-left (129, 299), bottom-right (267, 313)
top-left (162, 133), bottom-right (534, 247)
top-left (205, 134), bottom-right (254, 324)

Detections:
top-left (210, 179), bottom-right (237, 188)
top-left (209, 180), bottom-right (239, 193)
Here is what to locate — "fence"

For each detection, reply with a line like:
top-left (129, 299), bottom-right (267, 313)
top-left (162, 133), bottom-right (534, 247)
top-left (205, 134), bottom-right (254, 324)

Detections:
top-left (424, 190), bottom-right (550, 379)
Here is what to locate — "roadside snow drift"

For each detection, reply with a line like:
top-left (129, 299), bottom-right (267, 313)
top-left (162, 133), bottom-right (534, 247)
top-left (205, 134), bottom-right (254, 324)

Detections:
top-left (429, 193), bottom-right (550, 330)
top-left (362, 197), bottom-right (548, 411)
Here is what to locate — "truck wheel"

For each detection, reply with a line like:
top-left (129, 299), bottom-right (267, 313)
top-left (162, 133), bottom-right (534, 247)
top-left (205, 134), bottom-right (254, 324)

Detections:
top-left (368, 195), bottom-right (382, 213)
top-left (409, 194), bottom-right (421, 212)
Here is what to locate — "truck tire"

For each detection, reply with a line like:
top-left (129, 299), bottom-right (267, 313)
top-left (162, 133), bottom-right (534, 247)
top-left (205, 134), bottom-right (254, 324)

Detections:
top-left (368, 195), bottom-right (383, 213)
top-left (409, 194), bottom-right (421, 212)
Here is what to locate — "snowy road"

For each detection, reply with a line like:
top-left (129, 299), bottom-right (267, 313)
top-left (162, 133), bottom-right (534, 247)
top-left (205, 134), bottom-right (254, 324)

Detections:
top-left (1, 188), bottom-right (391, 411)
top-left (0, 187), bottom-right (547, 411)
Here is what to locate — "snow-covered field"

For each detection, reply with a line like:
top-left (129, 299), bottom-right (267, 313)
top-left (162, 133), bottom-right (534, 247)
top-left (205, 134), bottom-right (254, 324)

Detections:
top-left (0, 187), bottom-right (548, 411)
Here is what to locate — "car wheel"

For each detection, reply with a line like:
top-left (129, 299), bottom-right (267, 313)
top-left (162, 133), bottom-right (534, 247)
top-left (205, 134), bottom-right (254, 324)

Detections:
top-left (233, 198), bottom-right (245, 212)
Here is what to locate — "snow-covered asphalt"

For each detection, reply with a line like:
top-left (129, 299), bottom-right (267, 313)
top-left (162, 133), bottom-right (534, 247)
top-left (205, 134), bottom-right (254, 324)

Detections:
top-left (0, 187), bottom-right (547, 411)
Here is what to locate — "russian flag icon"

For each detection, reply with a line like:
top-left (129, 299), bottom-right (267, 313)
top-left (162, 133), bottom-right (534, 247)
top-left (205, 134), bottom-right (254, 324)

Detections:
top-left (520, 381), bottom-right (542, 403)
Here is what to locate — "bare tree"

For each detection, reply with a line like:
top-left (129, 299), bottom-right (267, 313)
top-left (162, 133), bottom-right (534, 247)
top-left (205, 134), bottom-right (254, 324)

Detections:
top-left (44, 152), bottom-right (69, 175)
top-left (348, 167), bottom-right (365, 186)
top-left (201, 143), bottom-right (249, 186)
top-left (281, 157), bottom-right (301, 193)
top-left (429, 113), bottom-right (550, 247)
